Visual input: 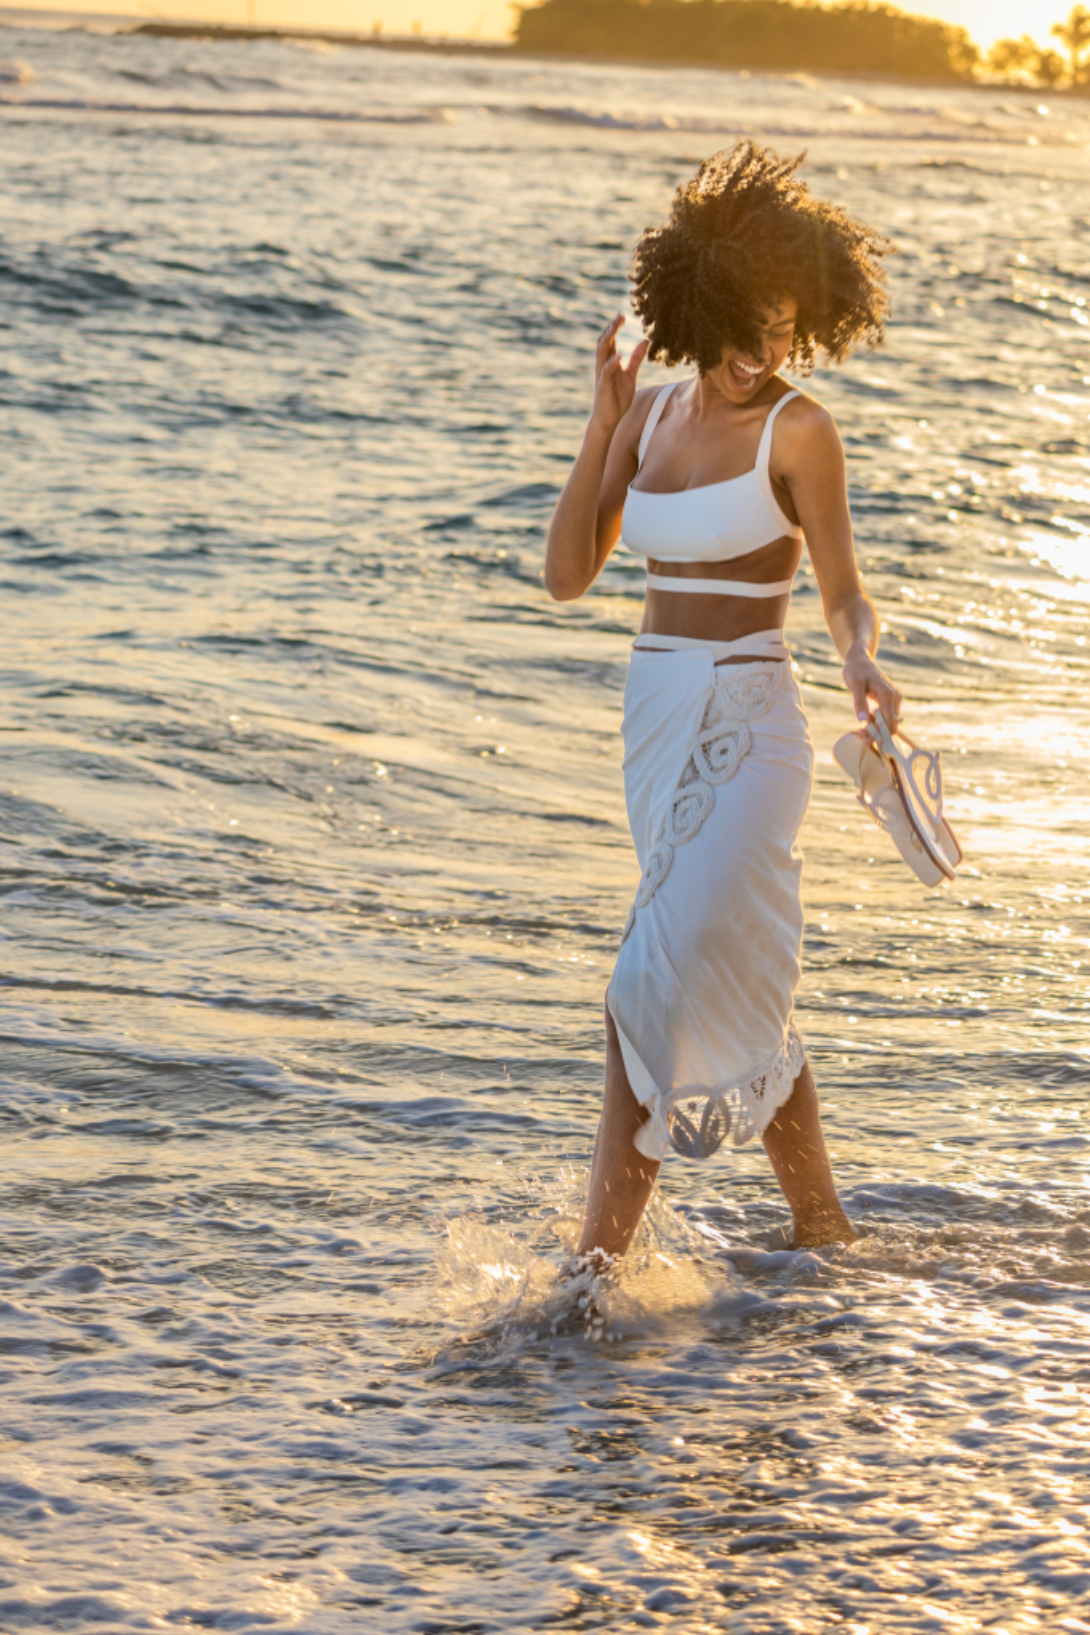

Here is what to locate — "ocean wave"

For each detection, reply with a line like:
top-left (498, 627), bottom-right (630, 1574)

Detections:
top-left (0, 95), bottom-right (454, 123)
top-left (0, 88), bottom-right (1077, 146)
top-left (522, 102), bottom-right (1079, 145)
top-left (525, 104), bottom-right (737, 132)
top-left (116, 64), bottom-right (299, 93)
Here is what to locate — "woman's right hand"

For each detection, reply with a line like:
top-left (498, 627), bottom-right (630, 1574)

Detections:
top-left (592, 314), bottom-right (648, 434)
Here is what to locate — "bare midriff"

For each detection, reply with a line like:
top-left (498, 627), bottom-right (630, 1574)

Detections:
top-left (639, 535), bottom-right (803, 662)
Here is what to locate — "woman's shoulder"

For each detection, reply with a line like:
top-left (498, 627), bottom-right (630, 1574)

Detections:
top-left (632, 378), bottom-right (678, 417)
top-left (616, 378), bottom-right (680, 454)
top-left (772, 383), bottom-right (841, 449)
top-left (775, 380), bottom-right (831, 419)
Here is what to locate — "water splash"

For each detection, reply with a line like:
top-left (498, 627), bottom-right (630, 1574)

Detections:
top-left (434, 1179), bottom-right (730, 1361)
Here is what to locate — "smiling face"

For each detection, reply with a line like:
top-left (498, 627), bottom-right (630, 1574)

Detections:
top-left (709, 296), bottom-right (798, 401)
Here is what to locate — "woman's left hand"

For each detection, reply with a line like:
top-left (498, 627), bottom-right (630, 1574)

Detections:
top-left (843, 649), bottom-right (903, 735)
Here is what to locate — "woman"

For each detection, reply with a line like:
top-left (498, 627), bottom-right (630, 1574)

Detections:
top-left (545, 142), bottom-right (901, 1260)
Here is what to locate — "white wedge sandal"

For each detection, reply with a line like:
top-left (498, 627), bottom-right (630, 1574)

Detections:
top-left (833, 713), bottom-right (962, 888)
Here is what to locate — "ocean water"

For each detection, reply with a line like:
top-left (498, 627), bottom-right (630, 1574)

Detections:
top-left (1, 21), bottom-right (1089, 1633)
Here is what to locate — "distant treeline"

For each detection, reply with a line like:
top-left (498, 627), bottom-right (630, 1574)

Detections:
top-left (514, 0), bottom-right (979, 81)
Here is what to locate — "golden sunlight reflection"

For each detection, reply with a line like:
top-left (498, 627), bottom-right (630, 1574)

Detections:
top-left (1023, 529), bottom-right (1090, 586)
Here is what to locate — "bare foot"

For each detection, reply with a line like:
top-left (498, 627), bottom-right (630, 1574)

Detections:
top-left (791, 1210), bottom-right (860, 1249)
top-left (559, 1248), bottom-right (617, 1282)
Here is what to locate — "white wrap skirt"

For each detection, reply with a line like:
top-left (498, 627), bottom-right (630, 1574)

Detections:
top-left (607, 630), bottom-right (814, 1161)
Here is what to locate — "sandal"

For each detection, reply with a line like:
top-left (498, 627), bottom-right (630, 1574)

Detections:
top-left (833, 713), bottom-right (962, 888)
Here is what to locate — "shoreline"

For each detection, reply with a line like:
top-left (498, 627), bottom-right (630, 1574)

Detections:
top-left (127, 21), bottom-right (510, 58)
top-left (0, 14), bottom-right (1084, 100)
top-left (123, 23), bottom-right (1090, 100)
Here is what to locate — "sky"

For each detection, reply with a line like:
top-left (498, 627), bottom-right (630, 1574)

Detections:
top-left (0, 0), bottom-right (1070, 51)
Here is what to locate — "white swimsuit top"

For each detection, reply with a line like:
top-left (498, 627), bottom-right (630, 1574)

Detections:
top-left (621, 383), bottom-right (803, 598)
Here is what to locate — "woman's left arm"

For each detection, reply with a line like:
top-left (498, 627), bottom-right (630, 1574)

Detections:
top-left (775, 399), bottom-right (903, 733)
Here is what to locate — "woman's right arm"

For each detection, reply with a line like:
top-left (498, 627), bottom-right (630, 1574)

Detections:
top-left (544, 315), bottom-right (650, 601)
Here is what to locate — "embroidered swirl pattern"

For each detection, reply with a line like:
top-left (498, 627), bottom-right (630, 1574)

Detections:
top-left (628, 661), bottom-right (783, 922)
top-left (634, 1023), bottom-right (806, 1161)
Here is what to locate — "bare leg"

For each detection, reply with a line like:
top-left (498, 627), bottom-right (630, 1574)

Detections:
top-left (579, 1015), bottom-right (854, 1260)
top-left (761, 1058), bottom-right (858, 1247)
top-left (577, 1003), bottom-right (660, 1261)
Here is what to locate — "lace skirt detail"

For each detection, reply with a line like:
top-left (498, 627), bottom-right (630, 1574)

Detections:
top-left (607, 641), bottom-right (814, 1162)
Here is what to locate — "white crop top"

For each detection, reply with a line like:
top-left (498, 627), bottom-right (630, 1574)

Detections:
top-left (621, 383), bottom-right (803, 598)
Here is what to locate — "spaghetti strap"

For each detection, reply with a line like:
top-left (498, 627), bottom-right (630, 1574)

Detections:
top-left (756, 390), bottom-right (801, 473)
top-left (636, 383), bottom-right (676, 472)
top-left (754, 390), bottom-right (803, 540)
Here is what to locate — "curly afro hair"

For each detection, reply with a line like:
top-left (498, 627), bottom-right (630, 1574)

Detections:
top-left (631, 141), bottom-right (892, 376)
